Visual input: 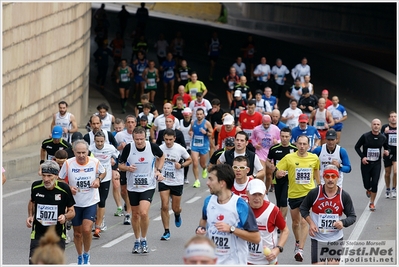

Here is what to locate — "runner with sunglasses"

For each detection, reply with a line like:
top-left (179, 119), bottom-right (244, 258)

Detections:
top-left (299, 165), bottom-right (356, 265)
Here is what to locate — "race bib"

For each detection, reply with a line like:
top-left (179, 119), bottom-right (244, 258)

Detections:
top-left (366, 148), bottom-right (380, 161)
top-left (190, 88), bottom-right (198, 98)
top-left (76, 177), bottom-right (91, 193)
top-left (180, 72), bottom-right (188, 80)
top-left (166, 69), bottom-right (174, 78)
top-left (228, 81), bottom-right (234, 89)
top-left (133, 173), bottom-right (149, 186)
top-left (210, 232), bottom-right (231, 255)
top-left (248, 241), bottom-right (262, 257)
top-left (159, 50), bottom-right (166, 57)
top-left (295, 168), bottom-right (312, 184)
top-left (121, 73), bottom-right (129, 82)
top-left (318, 213), bottom-right (339, 234)
top-left (193, 135), bottom-right (204, 147)
top-left (163, 161), bottom-right (176, 180)
top-left (388, 134), bottom-right (396, 146)
top-left (148, 78), bottom-right (156, 87)
top-left (315, 120), bottom-right (325, 128)
top-left (261, 137), bottom-right (272, 148)
top-left (36, 204), bottom-right (58, 226)
top-left (243, 129), bottom-right (253, 138)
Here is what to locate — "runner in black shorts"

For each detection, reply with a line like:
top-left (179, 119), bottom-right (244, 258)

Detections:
top-left (267, 127), bottom-right (297, 220)
top-left (381, 111), bottom-right (397, 198)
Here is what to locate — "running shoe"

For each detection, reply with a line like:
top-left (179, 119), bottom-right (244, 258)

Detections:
top-left (141, 240), bottom-right (149, 253)
top-left (369, 203), bottom-right (376, 211)
top-left (114, 207), bottom-right (124, 216)
top-left (193, 180), bottom-right (200, 188)
top-left (294, 248), bottom-right (304, 262)
top-left (184, 178), bottom-right (189, 184)
top-left (100, 217), bottom-right (107, 231)
top-left (391, 188), bottom-right (397, 198)
top-left (132, 241), bottom-right (141, 254)
top-left (93, 228), bottom-right (101, 238)
top-left (202, 169), bottom-right (208, 179)
top-left (77, 255), bottom-right (83, 265)
top-left (124, 214), bottom-right (131, 225)
top-left (65, 233), bottom-right (71, 244)
top-left (294, 242), bottom-right (299, 253)
top-left (83, 252), bottom-right (90, 265)
top-left (161, 232), bottom-right (171, 241)
top-left (366, 190), bottom-right (371, 198)
top-left (385, 189), bottom-right (391, 198)
top-left (175, 214), bottom-right (182, 228)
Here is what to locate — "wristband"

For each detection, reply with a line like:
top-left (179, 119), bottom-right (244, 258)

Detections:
top-left (40, 160), bottom-right (45, 164)
top-left (195, 226), bottom-right (206, 233)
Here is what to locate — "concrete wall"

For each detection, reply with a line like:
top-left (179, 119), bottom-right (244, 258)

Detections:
top-left (241, 3), bottom-right (395, 39)
top-left (2, 2), bottom-right (92, 151)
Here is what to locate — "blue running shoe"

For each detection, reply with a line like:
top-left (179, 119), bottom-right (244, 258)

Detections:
top-left (132, 241), bottom-right (140, 254)
top-left (141, 240), bottom-right (149, 253)
top-left (175, 215), bottom-right (182, 228)
top-left (77, 255), bottom-right (83, 265)
top-left (161, 232), bottom-right (171, 240)
top-left (83, 253), bottom-right (90, 265)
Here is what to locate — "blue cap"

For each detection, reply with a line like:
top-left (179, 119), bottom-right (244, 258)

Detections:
top-left (52, 125), bottom-right (63, 139)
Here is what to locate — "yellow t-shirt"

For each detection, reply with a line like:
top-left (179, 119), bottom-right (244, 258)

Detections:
top-left (185, 81), bottom-right (207, 100)
top-left (276, 152), bottom-right (320, 199)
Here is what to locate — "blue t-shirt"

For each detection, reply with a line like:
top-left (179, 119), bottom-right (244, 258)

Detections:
top-left (262, 95), bottom-right (277, 108)
top-left (291, 125), bottom-right (321, 150)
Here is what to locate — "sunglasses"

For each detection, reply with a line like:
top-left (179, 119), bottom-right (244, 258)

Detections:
top-left (232, 165), bottom-right (248, 170)
top-left (323, 174), bottom-right (338, 179)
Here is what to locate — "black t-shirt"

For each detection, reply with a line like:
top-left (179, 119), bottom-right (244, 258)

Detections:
top-left (156, 129), bottom-right (186, 148)
top-left (209, 148), bottom-right (226, 164)
top-left (83, 131), bottom-right (118, 149)
top-left (119, 142), bottom-right (163, 164)
top-left (381, 124), bottom-right (397, 155)
top-left (268, 143), bottom-right (297, 183)
top-left (41, 138), bottom-right (72, 159)
top-left (172, 107), bottom-right (184, 121)
top-left (354, 131), bottom-right (389, 162)
top-left (206, 108), bottom-right (225, 127)
top-left (136, 102), bottom-right (157, 114)
top-left (298, 95), bottom-right (319, 113)
top-left (30, 180), bottom-right (75, 240)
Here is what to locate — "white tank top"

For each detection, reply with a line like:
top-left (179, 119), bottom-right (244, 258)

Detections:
top-left (180, 119), bottom-right (192, 149)
top-left (55, 112), bottom-right (71, 141)
top-left (319, 144), bottom-right (343, 187)
top-left (247, 203), bottom-right (279, 265)
top-left (99, 113), bottom-right (113, 132)
top-left (88, 129), bottom-right (110, 146)
top-left (59, 157), bottom-right (105, 207)
top-left (126, 141), bottom-right (157, 192)
top-left (314, 109), bottom-right (328, 130)
top-left (89, 143), bottom-right (120, 182)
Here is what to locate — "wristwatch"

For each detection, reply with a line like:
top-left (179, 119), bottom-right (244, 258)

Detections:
top-left (276, 245), bottom-right (284, 253)
top-left (253, 173), bottom-right (257, 179)
top-left (339, 164), bottom-right (343, 169)
top-left (230, 225), bottom-right (236, 233)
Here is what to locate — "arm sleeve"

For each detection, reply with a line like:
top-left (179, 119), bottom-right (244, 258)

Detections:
top-left (150, 143), bottom-right (164, 158)
top-left (299, 187), bottom-right (318, 218)
top-left (237, 198), bottom-right (259, 232)
top-left (354, 134), bottom-right (366, 158)
top-left (118, 144), bottom-right (131, 164)
top-left (339, 147), bottom-right (352, 173)
top-left (108, 132), bottom-right (118, 148)
top-left (340, 190), bottom-right (357, 227)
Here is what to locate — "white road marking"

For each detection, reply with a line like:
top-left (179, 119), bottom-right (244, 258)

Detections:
top-left (186, 196), bottom-right (201, 203)
top-left (102, 233), bottom-right (134, 248)
top-left (153, 210), bottom-right (173, 221)
top-left (2, 187), bottom-right (30, 198)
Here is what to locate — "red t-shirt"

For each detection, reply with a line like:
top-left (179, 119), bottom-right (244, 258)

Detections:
top-left (218, 125), bottom-right (238, 149)
top-left (325, 98), bottom-right (333, 108)
top-left (238, 111), bottom-right (263, 142)
top-left (172, 93), bottom-right (192, 107)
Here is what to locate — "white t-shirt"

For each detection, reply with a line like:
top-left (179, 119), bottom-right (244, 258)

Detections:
top-left (115, 130), bottom-right (134, 151)
top-left (89, 143), bottom-right (119, 182)
top-left (282, 107), bottom-right (303, 129)
top-left (159, 143), bottom-right (190, 186)
top-left (153, 114), bottom-right (180, 132)
top-left (254, 64), bottom-right (271, 82)
top-left (271, 65), bottom-right (290, 85)
top-left (154, 40), bottom-right (169, 57)
top-left (189, 99), bottom-right (212, 121)
top-left (232, 62), bottom-right (246, 77)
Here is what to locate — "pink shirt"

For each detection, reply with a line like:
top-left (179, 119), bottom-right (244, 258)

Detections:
top-left (250, 124), bottom-right (281, 161)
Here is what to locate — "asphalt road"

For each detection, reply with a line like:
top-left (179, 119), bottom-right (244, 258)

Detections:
top-left (2, 4), bottom-right (396, 266)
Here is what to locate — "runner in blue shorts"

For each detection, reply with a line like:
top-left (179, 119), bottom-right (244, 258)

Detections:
top-left (190, 108), bottom-right (213, 188)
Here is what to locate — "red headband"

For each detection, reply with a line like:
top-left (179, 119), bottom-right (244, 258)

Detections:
top-left (323, 169), bottom-right (339, 177)
top-left (166, 115), bottom-right (175, 120)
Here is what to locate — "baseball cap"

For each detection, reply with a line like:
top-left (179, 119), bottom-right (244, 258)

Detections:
top-left (223, 114), bottom-right (234, 125)
top-left (182, 107), bottom-right (192, 115)
top-left (326, 129), bottom-right (337, 139)
top-left (71, 132), bottom-right (83, 142)
top-left (247, 179), bottom-right (266, 195)
top-left (255, 90), bottom-right (263, 95)
top-left (298, 114), bottom-right (309, 123)
top-left (224, 137), bottom-right (235, 147)
top-left (322, 89), bottom-right (329, 94)
top-left (140, 114), bottom-right (148, 121)
top-left (302, 87), bottom-right (309, 94)
top-left (234, 90), bottom-right (242, 97)
top-left (52, 126), bottom-right (63, 139)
